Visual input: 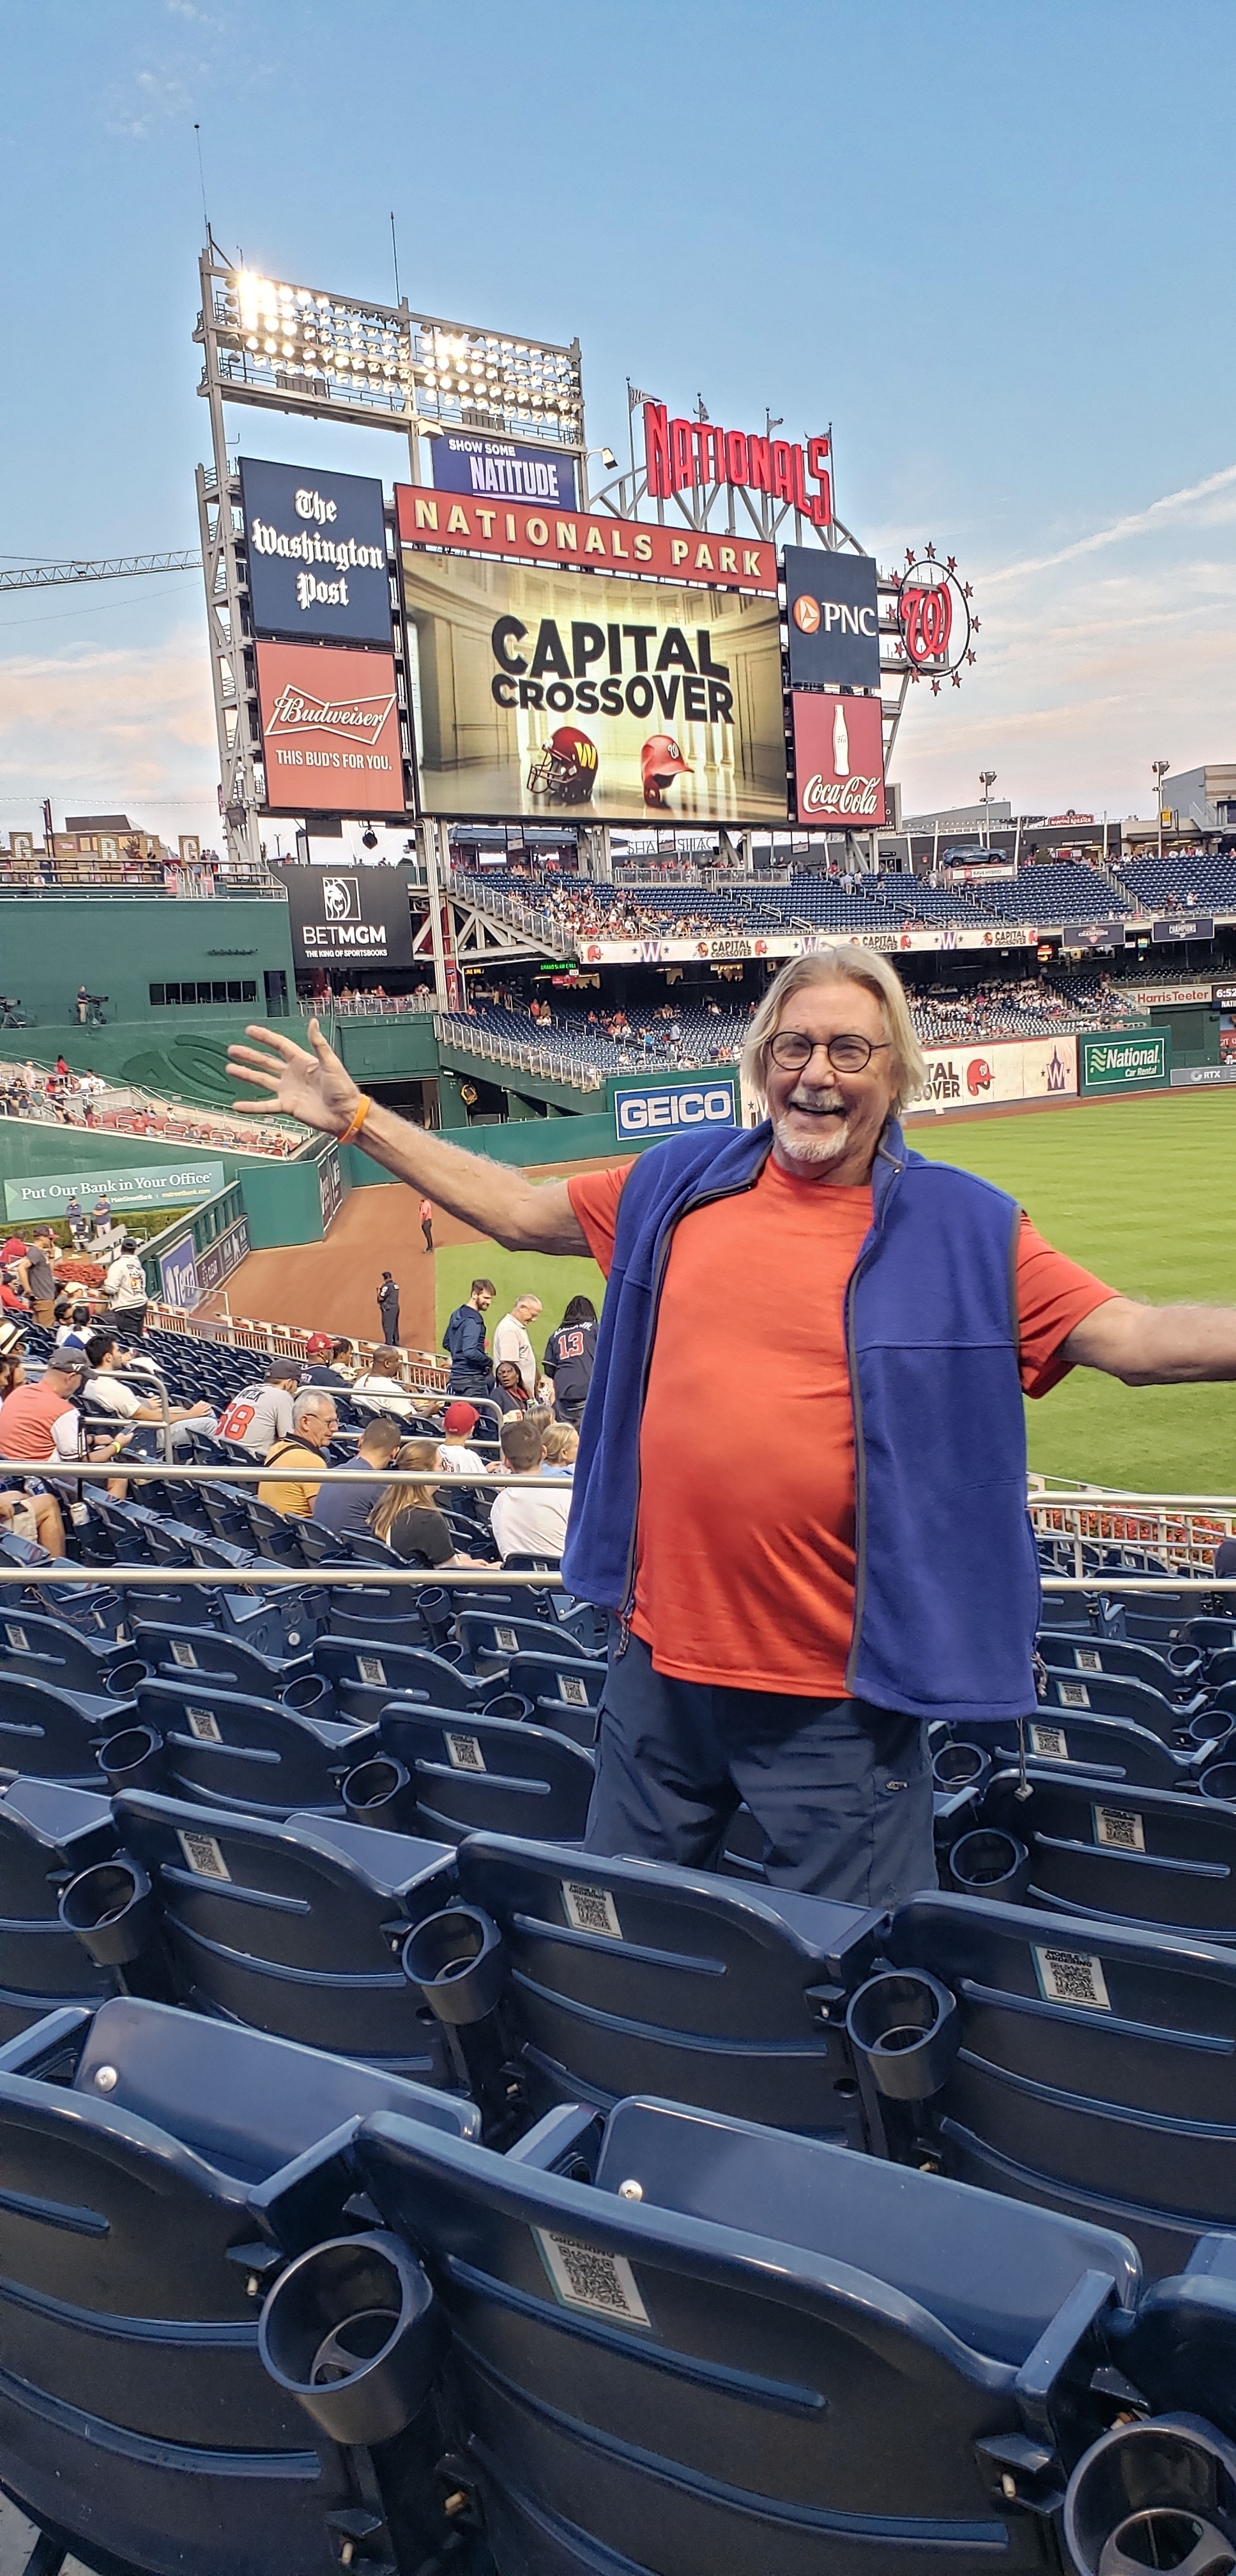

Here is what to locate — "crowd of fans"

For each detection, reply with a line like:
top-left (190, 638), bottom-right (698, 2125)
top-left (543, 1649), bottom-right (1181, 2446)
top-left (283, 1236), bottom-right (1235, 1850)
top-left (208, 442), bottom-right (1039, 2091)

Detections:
top-left (0, 1057), bottom-right (298, 1156)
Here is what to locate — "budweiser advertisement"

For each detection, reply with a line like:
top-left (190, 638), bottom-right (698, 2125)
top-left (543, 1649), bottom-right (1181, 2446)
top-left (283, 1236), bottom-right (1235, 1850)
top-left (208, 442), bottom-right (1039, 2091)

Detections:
top-left (256, 642), bottom-right (406, 815)
top-left (402, 548), bottom-right (787, 822)
top-left (791, 691), bottom-right (885, 826)
top-left (396, 480), bottom-right (775, 592)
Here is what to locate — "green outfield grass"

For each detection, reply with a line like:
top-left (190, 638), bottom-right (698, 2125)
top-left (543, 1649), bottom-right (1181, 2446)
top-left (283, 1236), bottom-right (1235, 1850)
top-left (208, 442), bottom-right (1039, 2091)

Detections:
top-left (434, 1092), bottom-right (1236, 1494)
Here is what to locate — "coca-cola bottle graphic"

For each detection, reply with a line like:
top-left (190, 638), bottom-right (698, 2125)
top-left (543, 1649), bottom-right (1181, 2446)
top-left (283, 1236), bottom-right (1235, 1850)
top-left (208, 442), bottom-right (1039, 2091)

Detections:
top-left (832, 700), bottom-right (850, 778)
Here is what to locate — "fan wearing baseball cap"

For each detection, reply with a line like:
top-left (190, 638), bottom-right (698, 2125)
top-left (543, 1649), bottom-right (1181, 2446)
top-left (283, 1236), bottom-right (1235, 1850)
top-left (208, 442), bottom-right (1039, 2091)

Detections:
top-left (438, 1400), bottom-right (483, 1477)
top-left (301, 1335), bottom-right (354, 1387)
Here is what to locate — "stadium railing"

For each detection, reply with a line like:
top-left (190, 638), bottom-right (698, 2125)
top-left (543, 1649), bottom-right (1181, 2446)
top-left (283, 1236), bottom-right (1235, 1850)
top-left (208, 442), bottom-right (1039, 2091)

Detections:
top-left (142, 1302), bottom-right (450, 1392)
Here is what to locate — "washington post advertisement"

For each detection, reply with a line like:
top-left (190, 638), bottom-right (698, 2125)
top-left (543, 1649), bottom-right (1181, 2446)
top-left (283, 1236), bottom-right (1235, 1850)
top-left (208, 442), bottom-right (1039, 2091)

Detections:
top-left (402, 551), bottom-right (788, 822)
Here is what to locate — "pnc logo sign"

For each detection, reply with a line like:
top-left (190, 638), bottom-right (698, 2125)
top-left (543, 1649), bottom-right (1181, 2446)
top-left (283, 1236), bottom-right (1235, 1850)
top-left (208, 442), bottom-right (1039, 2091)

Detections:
top-left (614, 1080), bottom-right (736, 1142)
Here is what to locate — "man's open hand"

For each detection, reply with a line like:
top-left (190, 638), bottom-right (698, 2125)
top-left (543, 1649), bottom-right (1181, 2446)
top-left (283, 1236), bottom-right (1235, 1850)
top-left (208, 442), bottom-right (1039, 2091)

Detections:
top-left (227, 1020), bottom-right (362, 1137)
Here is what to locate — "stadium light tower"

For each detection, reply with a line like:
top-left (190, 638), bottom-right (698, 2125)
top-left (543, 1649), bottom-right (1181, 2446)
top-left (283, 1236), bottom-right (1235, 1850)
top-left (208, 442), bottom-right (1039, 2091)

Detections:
top-left (1152, 758), bottom-right (1171, 866)
top-left (979, 770), bottom-right (997, 846)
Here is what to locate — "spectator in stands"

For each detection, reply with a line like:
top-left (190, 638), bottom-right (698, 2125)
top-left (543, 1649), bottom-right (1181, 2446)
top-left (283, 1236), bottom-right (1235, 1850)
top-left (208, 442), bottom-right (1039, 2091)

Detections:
top-left (443, 1276), bottom-right (496, 1397)
top-left (257, 1388), bottom-right (337, 1517)
top-left (542, 1420), bottom-right (579, 1471)
top-left (351, 1345), bottom-right (418, 1420)
top-left (236, 963), bottom-right (1236, 1904)
top-left (494, 1292), bottom-right (541, 1395)
top-left (102, 1237), bottom-right (148, 1340)
top-left (0, 1322), bottom-right (68, 1552)
top-left (81, 1331), bottom-right (215, 1445)
top-left (0, 1344), bottom-right (125, 1512)
top-left (437, 1399), bottom-right (483, 1475)
top-left (300, 1334), bottom-right (354, 1388)
top-left (542, 1294), bottom-right (599, 1427)
top-left (215, 1358), bottom-right (299, 1457)
top-left (20, 1231), bottom-right (57, 1330)
top-left (56, 1303), bottom-right (93, 1349)
top-left (312, 1414), bottom-right (402, 1540)
top-left (368, 1438), bottom-right (482, 1565)
top-left (490, 1414), bottom-right (571, 1561)
top-left (495, 1360), bottom-right (531, 1413)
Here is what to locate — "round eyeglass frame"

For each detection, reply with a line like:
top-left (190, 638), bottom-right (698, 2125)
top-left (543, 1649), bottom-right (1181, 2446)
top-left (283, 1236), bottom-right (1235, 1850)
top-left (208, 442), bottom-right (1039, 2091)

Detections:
top-left (768, 1032), bottom-right (891, 1073)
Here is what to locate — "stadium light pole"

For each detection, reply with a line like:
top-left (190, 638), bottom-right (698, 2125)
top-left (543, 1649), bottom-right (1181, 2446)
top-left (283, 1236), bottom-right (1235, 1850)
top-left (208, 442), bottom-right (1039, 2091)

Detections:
top-left (979, 770), bottom-right (997, 847)
top-left (1153, 759), bottom-right (1171, 867)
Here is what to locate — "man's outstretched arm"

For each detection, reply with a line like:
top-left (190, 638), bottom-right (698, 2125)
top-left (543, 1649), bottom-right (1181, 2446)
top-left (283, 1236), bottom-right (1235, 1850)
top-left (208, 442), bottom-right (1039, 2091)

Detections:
top-left (1063, 1295), bottom-right (1236, 1385)
top-left (228, 1021), bottom-right (590, 1255)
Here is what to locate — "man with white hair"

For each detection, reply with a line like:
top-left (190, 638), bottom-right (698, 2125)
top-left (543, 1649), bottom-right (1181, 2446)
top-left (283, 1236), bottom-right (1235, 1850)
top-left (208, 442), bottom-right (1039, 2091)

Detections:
top-left (492, 1292), bottom-right (542, 1397)
top-left (229, 951), bottom-right (1236, 1902)
top-left (257, 1386), bottom-right (337, 1517)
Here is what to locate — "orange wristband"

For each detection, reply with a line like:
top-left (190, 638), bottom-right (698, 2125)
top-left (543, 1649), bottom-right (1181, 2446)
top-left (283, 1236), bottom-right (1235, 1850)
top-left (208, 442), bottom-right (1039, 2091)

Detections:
top-left (338, 1093), bottom-right (372, 1146)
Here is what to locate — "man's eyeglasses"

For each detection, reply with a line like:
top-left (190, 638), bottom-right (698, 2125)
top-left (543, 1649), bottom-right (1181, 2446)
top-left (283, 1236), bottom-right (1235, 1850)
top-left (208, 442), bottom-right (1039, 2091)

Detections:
top-left (768, 1031), bottom-right (891, 1074)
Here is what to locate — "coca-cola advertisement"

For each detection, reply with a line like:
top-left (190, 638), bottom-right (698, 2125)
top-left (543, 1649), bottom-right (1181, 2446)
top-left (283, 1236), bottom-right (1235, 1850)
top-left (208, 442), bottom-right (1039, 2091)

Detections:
top-left (256, 641), bottom-right (407, 816)
top-left (791, 691), bottom-right (886, 827)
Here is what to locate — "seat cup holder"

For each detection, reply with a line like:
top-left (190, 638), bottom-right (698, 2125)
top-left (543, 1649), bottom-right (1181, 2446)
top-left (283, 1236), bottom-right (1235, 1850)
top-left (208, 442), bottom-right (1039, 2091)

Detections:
top-left (1065, 2417), bottom-right (1236, 2576)
top-left (402, 1903), bottom-right (506, 2027)
top-left (416, 1585), bottom-right (452, 1644)
top-left (59, 1855), bottom-right (155, 1966)
top-left (948, 1827), bottom-right (1032, 1904)
top-left (844, 1968), bottom-right (959, 2101)
top-left (482, 1692), bottom-right (533, 1722)
top-left (342, 1756), bottom-right (416, 1832)
top-left (259, 2232), bottom-right (443, 2447)
top-left (103, 1659), bottom-right (149, 1698)
top-left (931, 1741), bottom-right (991, 1791)
top-left (98, 1724), bottom-right (167, 1796)
top-left (282, 1673), bottom-right (332, 1719)
top-left (1200, 1763), bottom-right (1236, 1805)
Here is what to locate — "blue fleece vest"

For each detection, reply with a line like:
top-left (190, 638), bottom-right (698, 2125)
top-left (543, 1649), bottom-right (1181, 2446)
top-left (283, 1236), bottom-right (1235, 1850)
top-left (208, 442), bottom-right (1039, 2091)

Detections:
top-left (561, 1119), bottom-right (1041, 1726)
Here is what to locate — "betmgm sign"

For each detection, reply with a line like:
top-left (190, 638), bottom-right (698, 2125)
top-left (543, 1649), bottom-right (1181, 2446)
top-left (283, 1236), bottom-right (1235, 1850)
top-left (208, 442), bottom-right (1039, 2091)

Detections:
top-left (613, 1077), bottom-right (737, 1144)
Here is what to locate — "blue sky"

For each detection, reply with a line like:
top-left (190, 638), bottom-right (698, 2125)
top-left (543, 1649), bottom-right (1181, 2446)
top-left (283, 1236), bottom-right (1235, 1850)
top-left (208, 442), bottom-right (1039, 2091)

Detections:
top-left (3, 0), bottom-right (1235, 842)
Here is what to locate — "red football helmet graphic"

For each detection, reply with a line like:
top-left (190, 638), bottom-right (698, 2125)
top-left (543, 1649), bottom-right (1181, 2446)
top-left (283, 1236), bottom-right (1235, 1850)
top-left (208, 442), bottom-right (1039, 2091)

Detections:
top-left (966, 1057), bottom-right (993, 1096)
top-left (526, 726), bottom-right (599, 803)
top-left (641, 732), bottom-right (693, 806)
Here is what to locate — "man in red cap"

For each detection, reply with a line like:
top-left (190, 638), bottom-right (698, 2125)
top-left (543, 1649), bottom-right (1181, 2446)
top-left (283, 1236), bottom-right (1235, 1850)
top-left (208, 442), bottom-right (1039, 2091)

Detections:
top-left (301, 1335), bottom-right (354, 1388)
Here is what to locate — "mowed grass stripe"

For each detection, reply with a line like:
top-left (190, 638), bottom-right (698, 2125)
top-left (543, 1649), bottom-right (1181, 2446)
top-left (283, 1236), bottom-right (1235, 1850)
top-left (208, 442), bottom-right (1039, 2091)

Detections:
top-left (432, 1091), bottom-right (1236, 1492)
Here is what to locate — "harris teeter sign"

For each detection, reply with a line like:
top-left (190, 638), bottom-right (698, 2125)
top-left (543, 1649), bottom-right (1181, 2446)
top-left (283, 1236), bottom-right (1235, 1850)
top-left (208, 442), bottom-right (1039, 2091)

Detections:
top-left (1080, 1034), bottom-right (1170, 1092)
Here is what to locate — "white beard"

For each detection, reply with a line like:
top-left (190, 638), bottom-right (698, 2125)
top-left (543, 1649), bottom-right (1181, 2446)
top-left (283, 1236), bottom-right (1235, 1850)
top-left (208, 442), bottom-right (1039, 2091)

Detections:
top-left (772, 1110), bottom-right (851, 1165)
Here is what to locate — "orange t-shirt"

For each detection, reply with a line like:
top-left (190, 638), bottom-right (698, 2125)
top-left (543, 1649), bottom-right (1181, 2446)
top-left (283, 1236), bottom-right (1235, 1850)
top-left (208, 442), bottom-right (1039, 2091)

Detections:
top-left (568, 1154), bottom-right (1117, 1696)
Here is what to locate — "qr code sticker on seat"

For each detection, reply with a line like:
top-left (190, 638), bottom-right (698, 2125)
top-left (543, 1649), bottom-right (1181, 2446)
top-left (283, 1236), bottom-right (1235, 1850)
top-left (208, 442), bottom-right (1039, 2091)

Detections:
top-left (357, 1655), bottom-right (386, 1687)
top-left (1029, 1722), bottom-right (1069, 1759)
top-left (1093, 1805), bottom-right (1146, 1853)
top-left (1074, 1648), bottom-right (1102, 1674)
top-left (3, 1624), bottom-right (27, 1651)
top-left (176, 1830), bottom-right (231, 1882)
top-left (1032, 1944), bottom-right (1111, 2010)
top-left (561, 1881), bottom-right (623, 1940)
top-left (445, 1731), bottom-right (485, 1771)
top-left (558, 1675), bottom-right (590, 1706)
top-left (170, 1639), bottom-right (199, 1669)
top-left (494, 1627), bottom-right (518, 1653)
top-left (185, 1708), bottom-right (223, 1744)
top-left (1058, 1681), bottom-right (1092, 1710)
top-left (535, 2228), bottom-right (651, 2328)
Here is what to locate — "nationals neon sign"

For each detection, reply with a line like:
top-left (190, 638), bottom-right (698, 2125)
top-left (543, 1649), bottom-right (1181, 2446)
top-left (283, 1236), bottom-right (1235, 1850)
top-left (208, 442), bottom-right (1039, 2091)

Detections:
top-left (643, 402), bottom-right (832, 526)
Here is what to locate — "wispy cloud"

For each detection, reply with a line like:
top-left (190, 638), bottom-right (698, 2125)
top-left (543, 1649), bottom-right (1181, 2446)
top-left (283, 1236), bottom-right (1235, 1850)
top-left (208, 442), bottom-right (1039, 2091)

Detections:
top-left (0, 631), bottom-right (220, 841)
top-left (984, 463), bottom-right (1236, 586)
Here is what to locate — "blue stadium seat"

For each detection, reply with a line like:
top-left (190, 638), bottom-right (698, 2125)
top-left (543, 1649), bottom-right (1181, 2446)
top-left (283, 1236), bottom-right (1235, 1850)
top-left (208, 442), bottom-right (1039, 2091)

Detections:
top-left (0, 1778), bottom-right (120, 2036)
top-left (506, 1649), bottom-right (606, 1710)
top-left (109, 1790), bottom-right (459, 2079)
top-left (431, 1834), bottom-right (876, 2143)
top-left (0, 1995), bottom-right (475, 2576)
top-left (123, 1676), bottom-right (370, 1817)
top-left (351, 2092), bottom-right (1135, 2576)
top-left (0, 1605), bottom-right (141, 1704)
top-left (1038, 1630), bottom-right (1204, 1696)
top-left (133, 1618), bottom-right (311, 1695)
top-left (459, 1609), bottom-right (603, 1667)
top-left (0, 1672), bottom-right (122, 1788)
top-left (947, 1705), bottom-right (1198, 1790)
top-left (308, 1630), bottom-right (473, 1725)
top-left (846, 1886), bottom-right (1236, 2275)
top-left (976, 1763), bottom-right (1236, 1940)
top-left (1035, 1666), bottom-right (1214, 1751)
top-left (372, 1707), bottom-right (596, 1844)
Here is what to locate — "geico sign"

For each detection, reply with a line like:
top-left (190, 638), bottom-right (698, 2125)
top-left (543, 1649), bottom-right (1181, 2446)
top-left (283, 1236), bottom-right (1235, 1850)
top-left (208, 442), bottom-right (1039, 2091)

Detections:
top-left (614, 1084), bottom-right (736, 1139)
